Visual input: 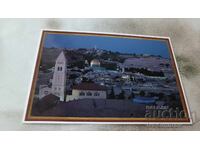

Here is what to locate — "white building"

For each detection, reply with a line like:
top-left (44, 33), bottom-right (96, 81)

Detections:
top-left (90, 59), bottom-right (100, 67)
top-left (39, 51), bottom-right (67, 101)
top-left (66, 83), bottom-right (107, 101)
top-left (51, 51), bottom-right (67, 101)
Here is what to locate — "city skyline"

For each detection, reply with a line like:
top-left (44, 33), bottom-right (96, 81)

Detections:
top-left (44, 33), bottom-right (170, 58)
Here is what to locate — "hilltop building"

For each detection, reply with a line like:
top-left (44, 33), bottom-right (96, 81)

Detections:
top-left (90, 59), bottom-right (100, 67)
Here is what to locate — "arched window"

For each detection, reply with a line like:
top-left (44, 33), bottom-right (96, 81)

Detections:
top-left (79, 91), bottom-right (85, 96)
top-left (86, 92), bottom-right (92, 96)
top-left (57, 66), bottom-right (62, 71)
top-left (94, 92), bottom-right (100, 96)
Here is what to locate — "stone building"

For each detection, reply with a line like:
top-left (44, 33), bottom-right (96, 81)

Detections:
top-left (39, 51), bottom-right (67, 101)
top-left (66, 83), bottom-right (107, 101)
top-left (51, 51), bottom-right (67, 101)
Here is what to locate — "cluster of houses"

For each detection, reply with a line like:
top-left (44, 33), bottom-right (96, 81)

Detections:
top-left (38, 50), bottom-right (178, 104)
top-left (39, 51), bottom-right (108, 102)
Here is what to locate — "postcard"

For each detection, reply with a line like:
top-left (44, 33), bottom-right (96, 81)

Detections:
top-left (24, 30), bottom-right (191, 124)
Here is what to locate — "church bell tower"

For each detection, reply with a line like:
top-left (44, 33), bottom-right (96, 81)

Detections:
top-left (52, 51), bottom-right (67, 101)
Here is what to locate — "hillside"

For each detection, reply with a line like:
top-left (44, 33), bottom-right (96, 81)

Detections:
top-left (31, 99), bottom-right (146, 118)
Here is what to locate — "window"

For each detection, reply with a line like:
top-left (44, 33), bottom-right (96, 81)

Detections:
top-left (86, 92), bottom-right (92, 96)
top-left (57, 66), bottom-right (63, 71)
top-left (79, 91), bottom-right (85, 96)
top-left (44, 91), bottom-right (49, 95)
top-left (94, 92), bottom-right (100, 96)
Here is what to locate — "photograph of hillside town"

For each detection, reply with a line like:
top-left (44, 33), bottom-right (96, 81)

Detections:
top-left (29, 32), bottom-right (187, 120)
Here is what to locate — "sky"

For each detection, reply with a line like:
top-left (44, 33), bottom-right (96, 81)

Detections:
top-left (44, 33), bottom-right (170, 58)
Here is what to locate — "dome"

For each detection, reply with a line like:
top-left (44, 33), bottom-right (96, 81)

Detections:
top-left (90, 59), bottom-right (100, 67)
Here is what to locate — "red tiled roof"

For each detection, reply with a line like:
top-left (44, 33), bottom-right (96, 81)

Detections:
top-left (73, 83), bottom-right (107, 91)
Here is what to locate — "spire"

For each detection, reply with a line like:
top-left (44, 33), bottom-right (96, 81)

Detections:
top-left (52, 51), bottom-right (67, 101)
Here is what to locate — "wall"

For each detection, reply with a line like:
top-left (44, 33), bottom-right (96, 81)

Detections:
top-left (66, 90), bottom-right (106, 101)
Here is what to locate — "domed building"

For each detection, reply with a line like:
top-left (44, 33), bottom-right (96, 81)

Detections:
top-left (90, 59), bottom-right (100, 67)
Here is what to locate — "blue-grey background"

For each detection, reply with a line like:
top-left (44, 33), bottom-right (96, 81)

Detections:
top-left (44, 33), bottom-right (170, 58)
top-left (0, 19), bottom-right (199, 130)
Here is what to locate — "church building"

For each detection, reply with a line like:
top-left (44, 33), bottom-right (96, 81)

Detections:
top-left (39, 51), bottom-right (67, 101)
top-left (39, 50), bottom-right (107, 102)
top-left (51, 51), bottom-right (67, 101)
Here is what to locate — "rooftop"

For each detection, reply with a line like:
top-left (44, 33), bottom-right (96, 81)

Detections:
top-left (41, 94), bottom-right (60, 101)
top-left (73, 83), bottom-right (107, 91)
top-left (90, 59), bottom-right (100, 66)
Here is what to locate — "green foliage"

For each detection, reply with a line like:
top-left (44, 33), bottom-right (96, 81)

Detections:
top-left (118, 90), bottom-right (125, 99)
top-left (69, 74), bottom-right (79, 79)
top-left (108, 87), bottom-right (115, 99)
top-left (132, 93), bottom-right (135, 99)
top-left (101, 51), bottom-right (125, 63)
top-left (70, 60), bottom-right (85, 69)
top-left (139, 90), bottom-right (145, 97)
top-left (101, 62), bottom-right (117, 70)
top-left (158, 92), bottom-right (164, 100)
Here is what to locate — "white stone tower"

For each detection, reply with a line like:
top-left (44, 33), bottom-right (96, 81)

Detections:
top-left (52, 51), bottom-right (67, 101)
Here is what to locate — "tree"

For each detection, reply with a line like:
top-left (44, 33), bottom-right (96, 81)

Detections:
top-left (132, 92), bottom-right (135, 99)
top-left (82, 77), bottom-right (93, 83)
top-left (139, 90), bottom-right (145, 97)
top-left (158, 92), bottom-right (164, 100)
top-left (109, 87), bottom-right (115, 99)
top-left (149, 92), bottom-right (156, 97)
top-left (69, 74), bottom-right (79, 79)
top-left (93, 100), bottom-right (97, 108)
top-left (118, 90), bottom-right (125, 99)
